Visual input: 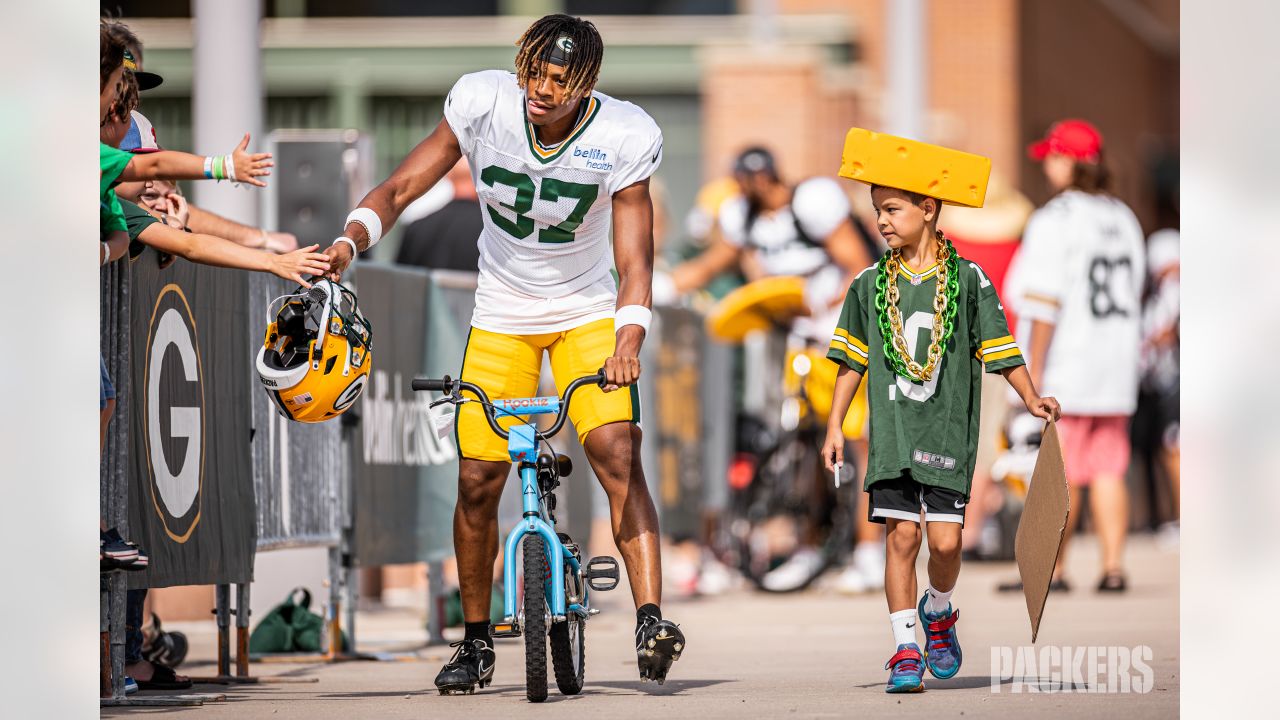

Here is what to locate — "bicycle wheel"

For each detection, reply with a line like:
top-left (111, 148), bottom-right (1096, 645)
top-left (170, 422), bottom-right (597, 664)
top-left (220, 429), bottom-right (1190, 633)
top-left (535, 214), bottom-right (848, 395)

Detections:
top-left (549, 541), bottom-right (585, 695)
top-left (549, 615), bottom-right (585, 695)
top-left (522, 534), bottom-right (549, 703)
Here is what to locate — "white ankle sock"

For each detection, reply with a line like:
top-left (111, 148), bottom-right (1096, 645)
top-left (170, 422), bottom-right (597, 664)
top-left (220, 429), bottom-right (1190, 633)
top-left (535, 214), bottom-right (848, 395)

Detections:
top-left (925, 584), bottom-right (953, 615)
top-left (890, 609), bottom-right (918, 647)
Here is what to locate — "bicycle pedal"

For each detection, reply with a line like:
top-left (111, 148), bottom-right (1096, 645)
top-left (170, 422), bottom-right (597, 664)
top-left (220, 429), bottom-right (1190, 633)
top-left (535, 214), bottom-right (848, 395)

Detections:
top-left (585, 556), bottom-right (620, 591)
top-left (491, 620), bottom-right (522, 638)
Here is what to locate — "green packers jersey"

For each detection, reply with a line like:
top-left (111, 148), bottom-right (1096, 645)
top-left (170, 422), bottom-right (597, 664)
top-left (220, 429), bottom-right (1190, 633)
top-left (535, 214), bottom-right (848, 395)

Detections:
top-left (100, 142), bottom-right (132, 237)
top-left (827, 255), bottom-right (1024, 495)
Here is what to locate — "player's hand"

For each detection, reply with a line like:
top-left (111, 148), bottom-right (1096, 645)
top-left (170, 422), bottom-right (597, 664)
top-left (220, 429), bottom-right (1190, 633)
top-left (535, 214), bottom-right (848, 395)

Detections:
top-left (1026, 395), bottom-right (1061, 423)
top-left (323, 240), bottom-right (355, 282)
top-left (230, 132), bottom-right (274, 187)
top-left (821, 426), bottom-right (845, 473)
top-left (603, 325), bottom-right (644, 391)
top-left (602, 354), bottom-right (641, 392)
top-left (269, 244), bottom-right (331, 287)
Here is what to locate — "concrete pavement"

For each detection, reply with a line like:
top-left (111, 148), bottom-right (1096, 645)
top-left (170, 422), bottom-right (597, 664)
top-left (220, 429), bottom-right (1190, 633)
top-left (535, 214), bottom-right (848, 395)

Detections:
top-left (102, 534), bottom-right (1178, 718)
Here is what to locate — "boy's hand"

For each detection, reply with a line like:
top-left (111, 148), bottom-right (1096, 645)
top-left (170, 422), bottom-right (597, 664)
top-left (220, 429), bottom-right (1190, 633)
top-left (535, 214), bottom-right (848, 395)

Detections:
top-left (230, 133), bottom-right (274, 187)
top-left (269, 244), bottom-right (331, 287)
top-left (165, 193), bottom-right (190, 228)
top-left (1026, 395), bottom-right (1061, 422)
top-left (822, 426), bottom-right (845, 473)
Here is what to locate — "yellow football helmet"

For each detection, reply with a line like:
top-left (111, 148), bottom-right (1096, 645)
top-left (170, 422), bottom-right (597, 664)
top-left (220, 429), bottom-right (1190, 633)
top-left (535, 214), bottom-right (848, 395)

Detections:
top-left (255, 279), bottom-right (372, 423)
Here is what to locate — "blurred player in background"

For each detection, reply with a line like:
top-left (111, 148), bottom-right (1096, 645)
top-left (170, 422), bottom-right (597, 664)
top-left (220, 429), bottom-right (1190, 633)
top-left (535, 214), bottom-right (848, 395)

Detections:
top-left (1005, 119), bottom-right (1145, 593)
top-left (662, 147), bottom-right (883, 592)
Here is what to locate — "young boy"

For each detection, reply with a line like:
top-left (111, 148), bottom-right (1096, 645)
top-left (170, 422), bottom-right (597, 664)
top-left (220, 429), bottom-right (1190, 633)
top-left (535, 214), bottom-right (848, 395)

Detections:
top-left (821, 129), bottom-right (1060, 693)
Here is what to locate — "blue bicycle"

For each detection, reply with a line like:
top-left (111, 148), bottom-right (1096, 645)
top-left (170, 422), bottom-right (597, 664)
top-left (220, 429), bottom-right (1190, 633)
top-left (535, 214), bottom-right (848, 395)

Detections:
top-left (412, 372), bottom-right (621, 703)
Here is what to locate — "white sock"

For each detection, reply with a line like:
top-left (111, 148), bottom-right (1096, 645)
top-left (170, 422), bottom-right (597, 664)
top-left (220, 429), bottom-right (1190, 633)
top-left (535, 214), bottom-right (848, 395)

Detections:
top-left (925, 584), bottom-right (953, 615)
top-left (890, 609), bottom-right (918, 647)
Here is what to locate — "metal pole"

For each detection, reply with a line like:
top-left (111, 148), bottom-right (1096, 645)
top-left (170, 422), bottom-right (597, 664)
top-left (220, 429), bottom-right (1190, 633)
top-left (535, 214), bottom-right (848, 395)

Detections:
top-left (327, 546), bottom-right (343, 657)
top-left (100, 577), bottom-right (112, 698)
top-left (192, 0), bottom-right (264, 223)
top-left (343, 545), bottom-right (357, 654)
top-left (886, 0), bottom-right (928, 139)
top-left (426, 560), bottom-right (447, 646)
top-left (216, 584), bottom-right (232, 677)
top-left (235, 583), bottom-right (252, 677)
top-left (749, 0), bottom-right (780, 50)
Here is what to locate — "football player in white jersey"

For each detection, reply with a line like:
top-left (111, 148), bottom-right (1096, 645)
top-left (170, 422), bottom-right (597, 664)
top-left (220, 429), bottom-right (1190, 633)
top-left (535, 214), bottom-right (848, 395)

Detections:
top-left (666, 147), bottom-right (883, 593)
top-left (321, 15), bottom-right (683, 691)
top-left (1004, 119), bottom-right (1145, 594)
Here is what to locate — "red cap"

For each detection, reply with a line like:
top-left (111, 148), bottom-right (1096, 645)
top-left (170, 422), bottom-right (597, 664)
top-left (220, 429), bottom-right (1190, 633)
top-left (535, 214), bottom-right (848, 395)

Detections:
top-left (1027, 119), bottom-right (1102, 163)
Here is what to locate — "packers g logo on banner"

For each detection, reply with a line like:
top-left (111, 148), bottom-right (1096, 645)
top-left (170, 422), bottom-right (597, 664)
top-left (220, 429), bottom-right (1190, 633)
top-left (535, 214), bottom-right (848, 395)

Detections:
top-left (143, 284), bottom-right (205, 543)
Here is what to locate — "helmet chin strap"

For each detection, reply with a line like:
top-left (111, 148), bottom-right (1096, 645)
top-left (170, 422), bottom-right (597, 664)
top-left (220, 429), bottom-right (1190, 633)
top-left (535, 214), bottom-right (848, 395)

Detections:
top-left (312, 280), bottom-right (338, 370)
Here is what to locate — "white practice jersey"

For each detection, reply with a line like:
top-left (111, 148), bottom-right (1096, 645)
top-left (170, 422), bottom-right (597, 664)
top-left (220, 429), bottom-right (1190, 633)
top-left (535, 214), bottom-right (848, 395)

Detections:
top-left (1005, 190), bottom-right (1146, 415)
top-left (718, 176), bottom-right (851, 342)
top-left (443, 70), bottom-right (663, 334)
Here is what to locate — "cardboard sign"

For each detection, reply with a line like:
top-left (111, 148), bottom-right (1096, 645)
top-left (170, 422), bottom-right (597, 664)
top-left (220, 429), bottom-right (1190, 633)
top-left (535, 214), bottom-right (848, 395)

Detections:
top-left (1013, 421), bottom-right (1070, 642)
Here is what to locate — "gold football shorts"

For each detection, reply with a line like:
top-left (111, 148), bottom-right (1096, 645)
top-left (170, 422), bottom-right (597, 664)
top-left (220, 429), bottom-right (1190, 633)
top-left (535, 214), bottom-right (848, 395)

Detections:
top-left (455, 318), bottom-right (640, 462)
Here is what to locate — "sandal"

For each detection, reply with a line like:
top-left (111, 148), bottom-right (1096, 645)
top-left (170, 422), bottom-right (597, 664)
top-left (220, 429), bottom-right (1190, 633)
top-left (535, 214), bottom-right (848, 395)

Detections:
top-left (996, 577), bottom-right (1071, 593)
top-left (134, 662), bottom-right (193, 691)
top-left (1096, 572), bottom-right (1127, 593)
top-left (142, 613), bottom-right (189, 668)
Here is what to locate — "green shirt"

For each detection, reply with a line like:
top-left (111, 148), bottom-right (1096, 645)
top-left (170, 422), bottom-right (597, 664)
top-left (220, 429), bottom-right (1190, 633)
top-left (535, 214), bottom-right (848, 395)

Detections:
top-left (119, 199), bottom-right (162, 258)
top-left (827, 255), bottom-right (1024, 495)
top-left (100, 142), bottom-right (133, 236)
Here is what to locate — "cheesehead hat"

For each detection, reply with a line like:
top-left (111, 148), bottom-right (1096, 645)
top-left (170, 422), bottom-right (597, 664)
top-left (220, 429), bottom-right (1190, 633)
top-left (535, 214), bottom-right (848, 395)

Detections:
top-left (838, 127), bottom-right (991, 208)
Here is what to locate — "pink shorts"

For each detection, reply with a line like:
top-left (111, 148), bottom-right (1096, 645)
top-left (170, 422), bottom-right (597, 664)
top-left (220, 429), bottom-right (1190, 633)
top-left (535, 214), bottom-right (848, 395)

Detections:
top-left (1056, 415), bottom-right (1131, 486)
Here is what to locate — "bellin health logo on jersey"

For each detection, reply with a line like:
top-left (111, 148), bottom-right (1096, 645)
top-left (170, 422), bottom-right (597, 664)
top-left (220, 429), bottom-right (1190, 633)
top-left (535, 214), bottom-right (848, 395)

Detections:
top-left (573, 145), bottom-right (613, 171)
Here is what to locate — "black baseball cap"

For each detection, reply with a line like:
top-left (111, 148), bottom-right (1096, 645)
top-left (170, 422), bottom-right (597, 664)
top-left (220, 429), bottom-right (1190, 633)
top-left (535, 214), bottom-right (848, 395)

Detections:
top-left (123, 48), bottom-right (163, 91)
top-left (733, 146), bottom-right (778, 178)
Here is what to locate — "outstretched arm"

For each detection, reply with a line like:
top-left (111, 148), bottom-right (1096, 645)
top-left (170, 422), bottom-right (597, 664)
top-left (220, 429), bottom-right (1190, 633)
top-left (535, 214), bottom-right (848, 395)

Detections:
top-left (118, 134), bottom-right (273, 186)
top-left (324, 118), bottom-right (464, 280)
top-left (669, 231), bottom-right (742, 294)
top-left (605, 178), bottom-right (655, 391)
top-left (186, 203), bottom-right (297, 252)
top-left (135, 222), bottom-right (330, 287)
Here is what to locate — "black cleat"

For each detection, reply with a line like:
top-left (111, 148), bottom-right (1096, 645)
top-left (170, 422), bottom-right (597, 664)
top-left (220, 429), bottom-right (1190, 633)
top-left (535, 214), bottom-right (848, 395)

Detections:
top-left (636, 616), bottom-right (684, 685)
top-left (434, 638), bottom-right (495, 695)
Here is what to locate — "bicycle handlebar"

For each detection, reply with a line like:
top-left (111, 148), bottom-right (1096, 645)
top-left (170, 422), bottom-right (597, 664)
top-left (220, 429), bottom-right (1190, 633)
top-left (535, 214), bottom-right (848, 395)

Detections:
top-left (410, 377), bottom-right (449, 392)
top-left (411, 371), bottom-right (606, 443)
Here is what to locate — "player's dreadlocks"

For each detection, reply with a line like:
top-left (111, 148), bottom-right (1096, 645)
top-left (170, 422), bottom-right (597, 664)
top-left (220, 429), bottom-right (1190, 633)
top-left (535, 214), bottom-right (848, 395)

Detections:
top-left (514, 14), bottom-right (604, 100)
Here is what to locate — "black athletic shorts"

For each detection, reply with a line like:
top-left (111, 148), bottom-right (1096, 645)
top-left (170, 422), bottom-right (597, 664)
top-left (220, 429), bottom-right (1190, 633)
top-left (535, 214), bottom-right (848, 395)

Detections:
top-left (868, 474), bottom-right (967, 526)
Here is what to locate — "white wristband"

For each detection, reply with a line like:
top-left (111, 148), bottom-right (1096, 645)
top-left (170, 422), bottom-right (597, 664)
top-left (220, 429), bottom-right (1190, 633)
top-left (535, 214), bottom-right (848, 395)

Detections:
top-left (334, 236), bottom-right (358, 260)
top-left (345, 208), bottom-right (383, 248)
top-left (614, 305), bottom-right (652, 334)
top-left (101, 242), bottom-right (110, 266)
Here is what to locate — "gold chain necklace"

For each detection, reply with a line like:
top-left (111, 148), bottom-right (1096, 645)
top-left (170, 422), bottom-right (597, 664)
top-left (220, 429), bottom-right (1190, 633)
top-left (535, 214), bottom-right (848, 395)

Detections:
top-left (882, 231), bottom-right (953, 382)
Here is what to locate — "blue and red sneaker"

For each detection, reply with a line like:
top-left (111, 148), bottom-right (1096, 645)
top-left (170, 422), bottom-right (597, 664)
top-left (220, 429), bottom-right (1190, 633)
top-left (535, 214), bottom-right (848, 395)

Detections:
top-left (918, 594), bottom-right (962, 679)
top-left (884, 643), bottom-right (926, 693)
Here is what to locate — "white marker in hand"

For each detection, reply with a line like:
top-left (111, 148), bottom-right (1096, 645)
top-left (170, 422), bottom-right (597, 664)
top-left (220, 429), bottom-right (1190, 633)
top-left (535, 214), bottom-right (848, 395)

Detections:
top-left (833, 461), bottom-right (843, 489)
